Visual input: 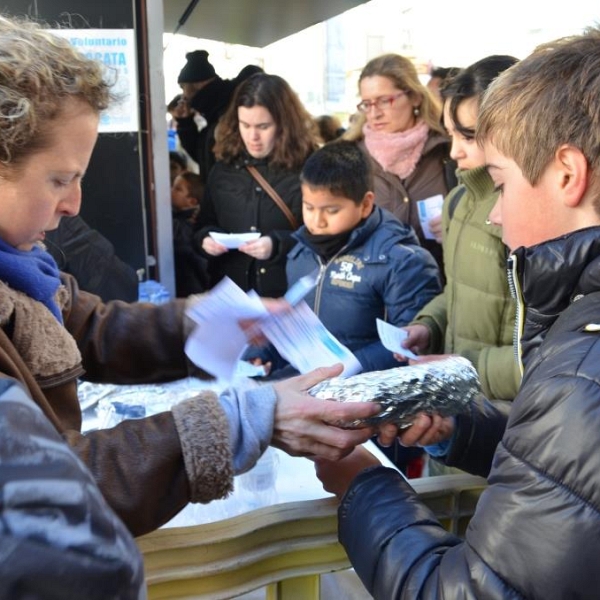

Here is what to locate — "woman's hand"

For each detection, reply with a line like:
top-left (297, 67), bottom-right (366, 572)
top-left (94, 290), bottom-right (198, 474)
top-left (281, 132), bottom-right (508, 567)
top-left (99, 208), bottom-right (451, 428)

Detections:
top-left (271, 365), bottom-right (380, 461)
top-left (172, 97), bottom-right (193, 119)
top-left (239, 297), bottom-right (291, 345)
top-left (239, 236), bottom-right (273, 260)
top-left (202, 236), bottom-right (229, 256)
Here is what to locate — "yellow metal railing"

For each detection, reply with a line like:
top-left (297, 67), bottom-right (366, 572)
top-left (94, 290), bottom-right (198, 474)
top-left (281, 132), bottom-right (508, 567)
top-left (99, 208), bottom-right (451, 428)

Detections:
top-left (137, 473), bottom-right (486, 600)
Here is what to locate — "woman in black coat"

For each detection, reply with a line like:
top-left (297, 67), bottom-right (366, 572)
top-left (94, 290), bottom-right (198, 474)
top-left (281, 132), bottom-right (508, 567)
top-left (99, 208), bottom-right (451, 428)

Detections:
top-left (194, 73), bottom-right (319, 298)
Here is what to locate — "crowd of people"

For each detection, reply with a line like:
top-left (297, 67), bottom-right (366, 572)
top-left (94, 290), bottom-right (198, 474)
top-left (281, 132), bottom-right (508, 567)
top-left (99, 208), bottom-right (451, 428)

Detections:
top-left (2, 8), bottom-right (600, 600)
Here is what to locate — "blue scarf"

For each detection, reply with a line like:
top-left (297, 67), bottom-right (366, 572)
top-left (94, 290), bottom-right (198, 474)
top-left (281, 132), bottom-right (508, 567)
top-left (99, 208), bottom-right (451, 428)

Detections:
top-left (0, 237), bottom-right (63, 323)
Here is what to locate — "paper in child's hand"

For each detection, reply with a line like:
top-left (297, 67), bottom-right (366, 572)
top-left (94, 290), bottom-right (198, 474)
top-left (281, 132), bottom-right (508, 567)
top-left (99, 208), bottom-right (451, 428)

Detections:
top-left (376, 319), bottom-right (421, 360)
top-left (417, 194), bottom-right (444, 240)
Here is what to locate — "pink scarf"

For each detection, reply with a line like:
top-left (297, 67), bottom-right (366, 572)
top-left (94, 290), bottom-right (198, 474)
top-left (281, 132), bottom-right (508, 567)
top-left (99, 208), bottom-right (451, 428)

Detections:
top-left (363, 121), bottom-right (429, 179)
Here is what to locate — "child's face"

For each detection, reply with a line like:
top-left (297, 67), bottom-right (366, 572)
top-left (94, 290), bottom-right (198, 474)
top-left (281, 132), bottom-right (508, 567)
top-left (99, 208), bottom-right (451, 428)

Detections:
top-left (485, 142), bottom-right (563, 251)
top-left (301, 184), bottom-right (373, 236)
top-left (171, 176), bottom-right (197, 211)
top-left (443, 97), bottom-right (485, 170)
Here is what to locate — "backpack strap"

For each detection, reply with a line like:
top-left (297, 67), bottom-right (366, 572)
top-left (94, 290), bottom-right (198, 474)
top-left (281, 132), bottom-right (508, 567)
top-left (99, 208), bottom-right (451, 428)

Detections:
top-left (447, 186), bottom-right (467, 220)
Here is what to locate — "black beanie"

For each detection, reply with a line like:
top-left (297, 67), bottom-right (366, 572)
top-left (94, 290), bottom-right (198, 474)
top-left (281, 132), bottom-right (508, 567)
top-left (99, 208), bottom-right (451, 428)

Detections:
top-left (178, 50), bottom-right (217, 84)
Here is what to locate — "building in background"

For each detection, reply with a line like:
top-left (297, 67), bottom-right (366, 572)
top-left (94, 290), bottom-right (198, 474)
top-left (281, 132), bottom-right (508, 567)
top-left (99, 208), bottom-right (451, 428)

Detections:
top-left (164, 0), bottom-right (599, 127)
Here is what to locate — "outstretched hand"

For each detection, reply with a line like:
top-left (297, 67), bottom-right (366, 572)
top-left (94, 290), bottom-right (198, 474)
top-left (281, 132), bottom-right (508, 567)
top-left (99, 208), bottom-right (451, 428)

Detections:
top-left (271, 364), bottom-right (380, 461)
top-left (238, 297), bottom-right (291, 346)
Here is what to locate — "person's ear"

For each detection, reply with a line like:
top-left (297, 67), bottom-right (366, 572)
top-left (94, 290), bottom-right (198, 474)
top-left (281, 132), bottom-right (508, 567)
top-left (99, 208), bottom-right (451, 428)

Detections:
top-left (360, 191), bottom-right (375, 217)
top-left (555, 144), bottom-right (588, 207)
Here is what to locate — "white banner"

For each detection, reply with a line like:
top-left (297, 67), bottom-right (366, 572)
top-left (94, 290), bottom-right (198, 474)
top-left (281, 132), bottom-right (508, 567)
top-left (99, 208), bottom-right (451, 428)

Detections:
top-left (52, 29), bottom-right (139, 133)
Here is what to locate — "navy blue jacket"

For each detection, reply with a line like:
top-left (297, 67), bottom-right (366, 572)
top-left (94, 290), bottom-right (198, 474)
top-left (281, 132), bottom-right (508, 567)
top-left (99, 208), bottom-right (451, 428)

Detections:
top-left (249, 206), bottom-right (441, 374)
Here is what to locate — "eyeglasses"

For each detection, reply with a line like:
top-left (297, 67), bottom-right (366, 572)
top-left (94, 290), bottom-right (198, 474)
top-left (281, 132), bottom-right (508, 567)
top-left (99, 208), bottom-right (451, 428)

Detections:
top-left (356, 92), bottom-right (407, 113)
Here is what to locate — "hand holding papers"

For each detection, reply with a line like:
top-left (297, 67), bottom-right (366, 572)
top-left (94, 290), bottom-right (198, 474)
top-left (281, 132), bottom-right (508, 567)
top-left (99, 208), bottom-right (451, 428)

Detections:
top-left (208, 231), bottom-right (261, 249)
top-left (260, 302), bottom-right (362, 377)
top-left (376, 318), bottom-right (421, 360)
top-left (417, 194), bottom-right (444, 240)
top-left (185, 278), bottom-right (269, 382)
top-left (185, 277), bottom-right (361, 382)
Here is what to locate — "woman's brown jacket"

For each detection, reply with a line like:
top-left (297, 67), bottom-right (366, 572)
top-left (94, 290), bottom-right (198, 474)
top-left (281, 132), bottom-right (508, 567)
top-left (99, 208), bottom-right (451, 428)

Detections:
top-left (0, 274), bottom-right (232, 536)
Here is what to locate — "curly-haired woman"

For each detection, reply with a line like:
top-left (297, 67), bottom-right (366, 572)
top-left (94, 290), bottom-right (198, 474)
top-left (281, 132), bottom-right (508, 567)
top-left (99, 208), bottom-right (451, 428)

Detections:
top-left (194, 73), bottom-right (319, 297)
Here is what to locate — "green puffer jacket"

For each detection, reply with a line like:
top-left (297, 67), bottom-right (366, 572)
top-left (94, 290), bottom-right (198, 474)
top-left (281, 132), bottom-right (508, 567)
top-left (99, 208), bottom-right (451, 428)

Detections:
top-left (411, 166), bottom-right (521, 400)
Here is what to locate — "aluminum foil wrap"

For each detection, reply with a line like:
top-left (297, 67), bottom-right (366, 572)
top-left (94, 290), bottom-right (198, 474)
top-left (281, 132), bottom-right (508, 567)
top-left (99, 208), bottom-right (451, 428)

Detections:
top-left (309, 356), bottom-right (481, 427)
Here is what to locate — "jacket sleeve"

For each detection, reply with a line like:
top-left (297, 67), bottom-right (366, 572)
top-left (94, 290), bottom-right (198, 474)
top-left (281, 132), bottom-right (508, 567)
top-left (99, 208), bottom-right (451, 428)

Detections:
top-left (410, 290), bottom-right (448, 353)
top-left (338, 466), bottom-right (515, 600)
top-left (462, 343), bottom-right (522, 400)
top-left (339, 467), bottom-right (466, 600)
top-left (384, 245), bottom-right (442, 327)
top-left (0, 379), bottom-right (145, 599)
top-left (443, 395), bottom-right (511, 477)
top-left (176, 115), bottom-right (199, 161)
top-left (342, 394), bottom-right (509, 600)
top-left (353, 245), bottom-right (440, 372)
top-left (193, 168), bottom-right (227, 255)
top-left (60, 277), bottom-right (237, 536)
top-left (63, 275), bottom-right (194, 384)
top-left (268, 229), bottom-right (298, 264)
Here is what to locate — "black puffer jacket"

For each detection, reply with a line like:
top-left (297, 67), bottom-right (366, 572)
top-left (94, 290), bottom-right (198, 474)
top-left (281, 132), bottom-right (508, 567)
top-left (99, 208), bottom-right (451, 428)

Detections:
top-left (44, 215), bottom-right (138, 302)
top-left (194, 155), bottom-right (303, 298)
top-left (338, 226), bottom-right (600, 599)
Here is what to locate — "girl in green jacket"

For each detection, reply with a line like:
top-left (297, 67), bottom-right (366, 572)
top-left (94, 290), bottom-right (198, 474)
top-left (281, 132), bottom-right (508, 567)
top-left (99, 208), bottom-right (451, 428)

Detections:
top-left (397, 55), bottom-right (521, 403)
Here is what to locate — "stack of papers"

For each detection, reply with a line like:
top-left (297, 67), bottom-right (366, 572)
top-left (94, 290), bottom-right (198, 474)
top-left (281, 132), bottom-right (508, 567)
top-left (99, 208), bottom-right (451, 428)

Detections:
top-left (185, 277), bottom-right (361, 382)
top-left (208, 231), bottom-right (261, 249)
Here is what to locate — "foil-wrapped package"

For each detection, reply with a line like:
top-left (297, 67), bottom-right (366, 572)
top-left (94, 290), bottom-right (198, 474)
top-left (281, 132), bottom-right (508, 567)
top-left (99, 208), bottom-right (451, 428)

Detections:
top-left (309, 356), bottom-right (481, 427)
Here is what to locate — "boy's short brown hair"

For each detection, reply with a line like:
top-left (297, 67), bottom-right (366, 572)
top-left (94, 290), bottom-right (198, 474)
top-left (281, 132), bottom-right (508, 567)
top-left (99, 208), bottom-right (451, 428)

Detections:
top-left (477, 27), bottom-right (600, 199)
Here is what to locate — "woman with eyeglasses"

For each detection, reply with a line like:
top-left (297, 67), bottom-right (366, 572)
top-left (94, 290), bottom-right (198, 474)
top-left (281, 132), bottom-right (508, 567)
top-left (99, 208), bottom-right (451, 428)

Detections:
top-left (344, 54), bottom-right (454, 271)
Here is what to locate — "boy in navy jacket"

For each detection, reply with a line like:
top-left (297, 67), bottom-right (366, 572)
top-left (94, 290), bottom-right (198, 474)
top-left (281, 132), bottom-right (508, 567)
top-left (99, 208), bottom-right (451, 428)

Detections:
top-left (246, 140), bottom-right (440, 376)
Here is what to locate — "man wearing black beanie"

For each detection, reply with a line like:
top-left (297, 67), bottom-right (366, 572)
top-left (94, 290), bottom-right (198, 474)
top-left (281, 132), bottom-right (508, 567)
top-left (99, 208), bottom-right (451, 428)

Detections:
top-left (174, 50), bottom-right (262, 183)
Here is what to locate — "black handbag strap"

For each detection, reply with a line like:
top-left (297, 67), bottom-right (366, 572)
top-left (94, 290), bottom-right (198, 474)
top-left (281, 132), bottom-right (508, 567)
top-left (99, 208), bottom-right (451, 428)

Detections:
top-left (246, 165), bottom-right (299, 229)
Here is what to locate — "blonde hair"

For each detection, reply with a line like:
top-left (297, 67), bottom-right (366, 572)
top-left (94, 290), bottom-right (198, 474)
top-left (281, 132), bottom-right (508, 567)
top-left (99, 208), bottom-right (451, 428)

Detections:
top-left (477, 27), bottom-right (600, 202)
top-left (0, 16), bottom-right (113, 171)
top-left (344, 53), bottom-right (444, 141)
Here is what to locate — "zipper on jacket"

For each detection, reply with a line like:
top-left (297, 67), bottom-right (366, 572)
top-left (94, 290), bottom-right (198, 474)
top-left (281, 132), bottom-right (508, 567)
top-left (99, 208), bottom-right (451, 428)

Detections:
top-left (506, 254), bottom-right (525, 376)
top-left (312, 244), bottom-right (353, 315)
top-left (313, 259), bottom-right (326, 314)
